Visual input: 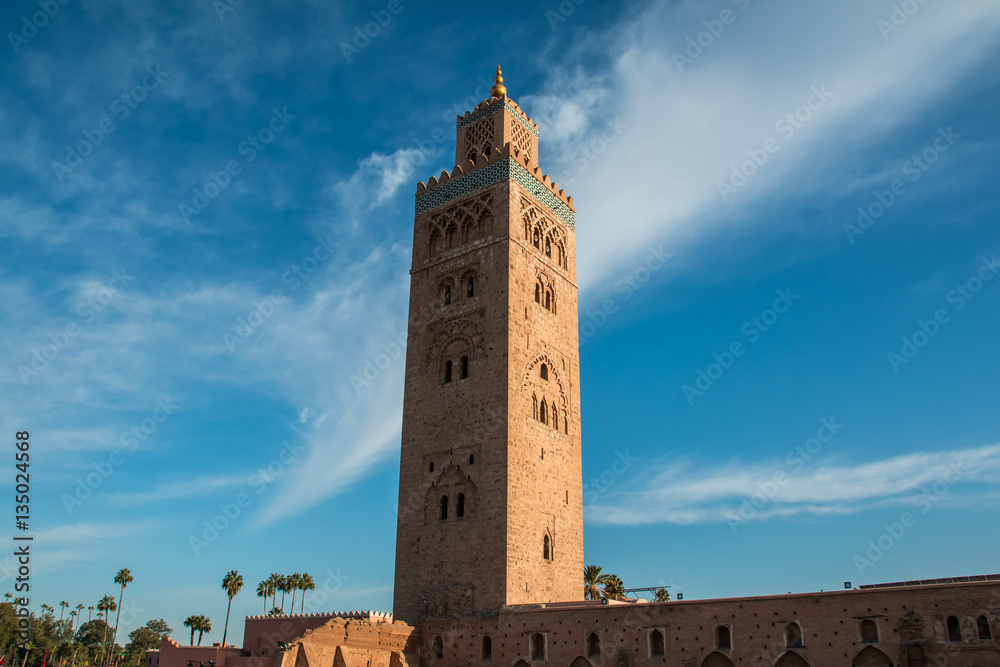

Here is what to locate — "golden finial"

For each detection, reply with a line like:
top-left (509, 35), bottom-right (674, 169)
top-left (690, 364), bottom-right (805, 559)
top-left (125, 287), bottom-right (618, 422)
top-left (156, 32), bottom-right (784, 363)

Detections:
top-left (490, 65), bottom-right (506, 98)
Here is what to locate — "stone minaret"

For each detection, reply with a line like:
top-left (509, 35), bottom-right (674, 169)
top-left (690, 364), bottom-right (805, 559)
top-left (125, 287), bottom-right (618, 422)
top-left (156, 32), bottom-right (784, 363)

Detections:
top-left (393, 67), bottom-right (584, 623)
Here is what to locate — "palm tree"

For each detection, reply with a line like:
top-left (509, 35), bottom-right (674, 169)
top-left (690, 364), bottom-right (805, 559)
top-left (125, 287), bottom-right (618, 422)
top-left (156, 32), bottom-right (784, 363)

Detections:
top-left (288, 573), bottom-right (302, 612)
top-left (88, 605), bottom-right (95, 622)
top-left (97, 595), bottom-right (117, 666)
top-left (75, 604), bottom-right (85, 631)
top-left (266, 573), bottom-right (282, 612)
top-left (299, 573), bottom-right (315, 614)
top-left (59, 601), bottom-right (69, 621)
top-left (41, 603), bottom-right (54, 617)
top-left (220, 570), bottom-right (243, 646)
top-left (276, 574), bottom-right (289, 612)
top-left (603, 574), bottom-right (625, 600)
top-left (583, 565), bottom-right (611, 601)
top-left (267, 607), bottom-right (282, 617)
top-left (653, 588), bottom-right (671, 602)
top-left (183, 616), bottom-right (197, 645)
top-left (196, 616), bottom-right (212, 646)
top-left (109, 568), bottom-right (133, 667)
top-left (256, 580), bottom-right (274, 614)
top-left (69, 610), bottom-right (77, 635)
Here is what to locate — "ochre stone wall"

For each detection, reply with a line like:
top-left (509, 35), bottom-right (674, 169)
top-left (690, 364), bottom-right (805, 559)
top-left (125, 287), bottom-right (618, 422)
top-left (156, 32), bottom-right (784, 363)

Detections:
top-left (275, 617), bottom-right (417, 667)
top-left (417, 581), bottom-right (1000, 667)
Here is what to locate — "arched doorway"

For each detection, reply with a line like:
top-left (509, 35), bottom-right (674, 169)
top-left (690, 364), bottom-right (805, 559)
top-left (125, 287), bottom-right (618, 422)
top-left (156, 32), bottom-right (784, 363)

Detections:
top-left (853, 646), bottom-right (893, 666)
top-left (774, 652), bottom-right (811, 667)
top-left (702, 652), bottom-right (735, 667)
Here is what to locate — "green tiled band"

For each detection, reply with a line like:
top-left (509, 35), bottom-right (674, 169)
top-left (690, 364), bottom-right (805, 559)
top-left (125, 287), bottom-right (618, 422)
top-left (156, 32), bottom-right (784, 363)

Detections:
top-left (415, 158), bottom-right (575, 229)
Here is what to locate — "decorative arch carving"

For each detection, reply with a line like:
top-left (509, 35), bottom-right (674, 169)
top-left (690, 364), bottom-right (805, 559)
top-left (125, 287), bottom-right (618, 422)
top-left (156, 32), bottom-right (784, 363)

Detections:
top-left (424, 462), bottom-right (478, 524)
top-left (702, 652), bottom-right (735, 667)
top-left (522, 353), bottom-right (569, 433)
top-left (425, 317), bottom-right (486, 368)
top-left (426, 193), bottom-right (494, 260)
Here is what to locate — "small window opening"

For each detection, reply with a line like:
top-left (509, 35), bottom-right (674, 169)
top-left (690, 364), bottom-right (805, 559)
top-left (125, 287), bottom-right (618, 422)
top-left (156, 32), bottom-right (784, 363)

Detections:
top-left (534, 284), bottom-right (540, 303)
top-left (543, 534), bottom-right (550, 560)
top-left (439, 496), bottom-right (448, 521)
top-left (531, 633), bottom-right (545, 661)
top-left (467, 277), bottom-right (475, 298)
top-left (532, 395), bottom-right (538, 420)
top-left (587, 633), bottom-right (600, 660)
top-left (785, 623), bottom-right (803, 648)
top-left (533, 230), bottom-right (539, 249)
top-left (456, 493), bottom-right (465, 518)
top-left (947, 616), bottom-right (961, 642)
top-left (545, 238), bottom-right (551, 257)
top-left (540, 400), bottom-right (547, 425)
top-left (552, 411), bottom-right (558, 430)
top-left (563, 411), bottom-right (568, 434)
top-left (444, 360), bottom-right (453, 383)
top-left (716, 626), bottom-right (731, 650)
top-left (444, 286), bottom-right (451, 305)
top-left (460, 355), bottom-right (469, 379)
top-left (565, 489), bottom-right (569, 504)
top-left (545, 291), bottom-right (551, 310)
top-left (481, 636), bottom-right (492, 662)
top-left (432, 636), bottom-right (443, 660)
top-left (540, 363), bottom-right (548, 380)
top-left (469, 453), bottom-right (475, 464)
top-left (860, 619), bottom-right (878, 643)
top-left (978, 615), bottom-right (992, 641)
top-left (649, 629), bottom-right (665, 658)
top-left (429, 462), bottom-right (434, 472)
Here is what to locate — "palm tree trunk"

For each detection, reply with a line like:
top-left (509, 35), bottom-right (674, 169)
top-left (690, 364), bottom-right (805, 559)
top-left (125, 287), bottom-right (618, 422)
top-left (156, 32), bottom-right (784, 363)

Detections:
top-left (189, 627), bottom-right (195, 645)
top-left (197, 630), bottom-right (203, 647)
top-left (280, 591), bottom-right (285, 612)
top-left (101, 622), bottom-right (110, 667)
top-left (291, 590), bottom-right (296, 612)
top-left (110, 587), bottom-right (124, 667)
top-left (222, 597), bottom-right (233, 646)
top-left (20, 646), bottom-right (30, 667)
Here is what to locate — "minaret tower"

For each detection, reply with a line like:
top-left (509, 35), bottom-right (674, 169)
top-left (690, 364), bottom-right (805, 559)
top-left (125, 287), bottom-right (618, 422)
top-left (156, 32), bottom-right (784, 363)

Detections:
top-left (393, 67), bottom-right (583, 623)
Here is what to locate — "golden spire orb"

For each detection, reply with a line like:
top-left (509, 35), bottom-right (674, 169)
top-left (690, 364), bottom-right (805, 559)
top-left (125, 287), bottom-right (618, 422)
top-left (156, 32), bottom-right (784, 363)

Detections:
top-left (490, 65), bottom-right (506, 98)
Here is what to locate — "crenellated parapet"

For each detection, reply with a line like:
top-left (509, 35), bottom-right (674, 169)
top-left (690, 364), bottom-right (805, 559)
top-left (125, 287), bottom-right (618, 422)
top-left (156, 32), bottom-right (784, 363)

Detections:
top-left (244, 610), bottom-right (393, 623)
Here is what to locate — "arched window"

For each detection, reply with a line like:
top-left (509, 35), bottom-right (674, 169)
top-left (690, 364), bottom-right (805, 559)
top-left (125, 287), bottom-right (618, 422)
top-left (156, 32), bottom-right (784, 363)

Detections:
top-left (978, 615), bottom-right (992, 640)
top-left (543, 534), bottom-right (551, 560)
top-left (444, 286), bottom-right (451, 305)
top-left (785, 623), bottom-right (803, 648)
top-left (446, 228), bottom-right (455, 249)
top-left (531, 633), bottom-right (545, 661)
top-left (444, 360), bottom-right (453, 383)
top-left (534, 284), bottom-right (540, 303)
top-left (551, 410), bottom-right (558, 430)
top-left (439, 496), bottom-right (448, 521)
top-left (540, 363), bottom-right (548, 380)
top-left (545, 290), bottom-right (551, 310)
top-left (860, 619), bottom-right (878, 643)
top-left (532, 395), bottom-right (538, 420)
top-left (456, 493), bottom-right (465, 518)
top-left (432, 636), bottom-right (443, 660)
top-left (540, 400), bottom-right (547, 424)
top-left (716, 625), bottom-right (732, 650)
top-left (947, 616), bottom-right (962, 642)
top-left (430, 230), bottom-right (442, 258)
top-left (649, 629), bottom-right (665, 658)
top-left (481, 636), bottom-right (492, 662)
top-left (545, 238), bottom-right (551, 257)
top-left (460, 356), bottom-right (469, 379)
top-left (563, 411), bottom-right (568, 434)
top-left (467, 277), bottom-right (475, 298)
top-left (587, 632), bottom-right (600, 660)
top-left (533, 229), bottom-right (540, 249)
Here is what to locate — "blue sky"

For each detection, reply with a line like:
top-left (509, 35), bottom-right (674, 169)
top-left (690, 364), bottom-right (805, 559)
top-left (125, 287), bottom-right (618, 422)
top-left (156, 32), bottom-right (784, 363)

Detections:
top-left (2, 0), bottom-right (999, 644)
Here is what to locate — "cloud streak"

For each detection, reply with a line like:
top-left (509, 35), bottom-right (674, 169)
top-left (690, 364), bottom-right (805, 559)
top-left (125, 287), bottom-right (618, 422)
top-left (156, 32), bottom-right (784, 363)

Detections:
top-left (586, 444), bottom-right (1000, 526)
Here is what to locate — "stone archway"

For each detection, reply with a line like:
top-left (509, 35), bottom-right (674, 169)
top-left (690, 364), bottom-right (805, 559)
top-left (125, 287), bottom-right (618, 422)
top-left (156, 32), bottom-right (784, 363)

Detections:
top-left (702, 652), bottom-right (735, 667)
top-left (853, 646), bottom-right (893, 666)
top-left (774, 652), bottom-right (811, 667)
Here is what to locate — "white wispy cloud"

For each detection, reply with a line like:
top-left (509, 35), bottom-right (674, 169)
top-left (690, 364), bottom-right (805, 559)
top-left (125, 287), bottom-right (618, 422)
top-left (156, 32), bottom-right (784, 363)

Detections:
top-left (586, 444), bottom-right (1000, 526)
top-left (527, 0), bottom-right (1000, 291)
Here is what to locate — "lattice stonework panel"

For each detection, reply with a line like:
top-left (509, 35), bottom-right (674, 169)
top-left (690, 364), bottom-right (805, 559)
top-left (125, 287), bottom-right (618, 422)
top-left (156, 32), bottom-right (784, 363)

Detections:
top-left (415, 158), bottom-right (575, 229)
top-left (510, 119), bottom-right (532, 161)
top-left (465, 118), bottom-right (494, 163)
